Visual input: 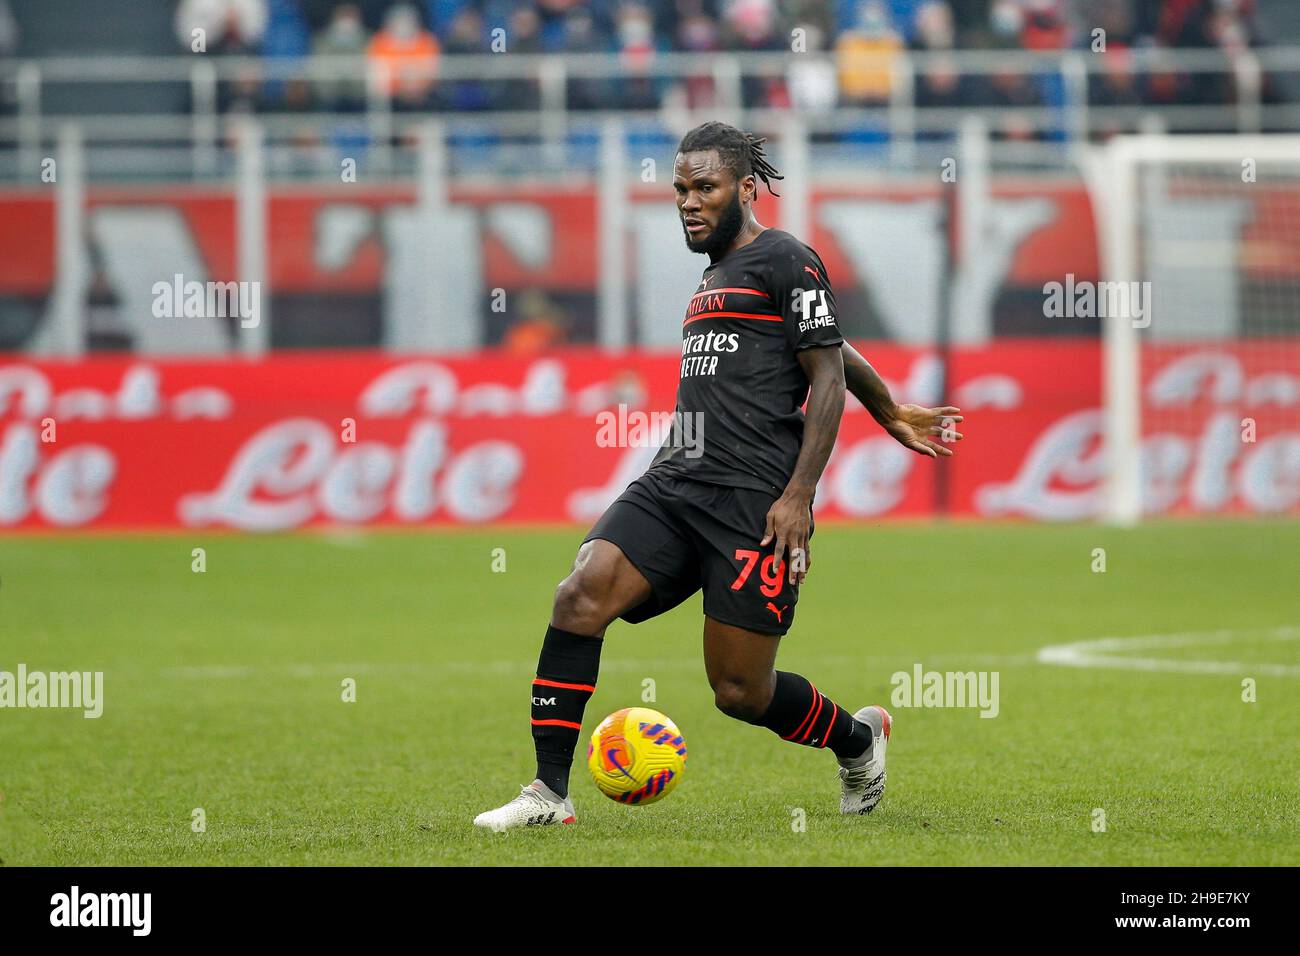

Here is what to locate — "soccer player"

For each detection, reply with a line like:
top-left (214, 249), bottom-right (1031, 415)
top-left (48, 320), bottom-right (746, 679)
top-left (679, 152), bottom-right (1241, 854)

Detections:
top-left (474, 121), bottom-right (964, 830)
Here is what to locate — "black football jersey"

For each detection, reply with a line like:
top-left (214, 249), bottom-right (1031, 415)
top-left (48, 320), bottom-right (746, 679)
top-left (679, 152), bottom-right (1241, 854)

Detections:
top-left (650, 228), bottom-right (844, 494)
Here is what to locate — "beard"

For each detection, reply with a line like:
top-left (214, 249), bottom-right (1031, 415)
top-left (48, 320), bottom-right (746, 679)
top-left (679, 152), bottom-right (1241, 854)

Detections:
top-left (683, 188), bottom-right (745, 257)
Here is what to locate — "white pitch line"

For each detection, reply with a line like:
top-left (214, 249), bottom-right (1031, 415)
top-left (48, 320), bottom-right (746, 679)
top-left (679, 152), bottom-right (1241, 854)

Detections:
top-left (164, 663), bottom-right (385, 680)
top-left (160, 653), bottom-right (1038, 681)
top-left (1036, 626), bottom-right (1300, 677)
top-left (317, 531), bottom-right (371, 549)
top-left (165, 638), bottom-right (1295, 683)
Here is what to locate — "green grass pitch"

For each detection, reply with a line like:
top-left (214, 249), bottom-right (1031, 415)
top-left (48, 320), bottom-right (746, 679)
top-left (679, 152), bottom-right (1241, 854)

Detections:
top-left (1, 520), bottom-right (1297, 866)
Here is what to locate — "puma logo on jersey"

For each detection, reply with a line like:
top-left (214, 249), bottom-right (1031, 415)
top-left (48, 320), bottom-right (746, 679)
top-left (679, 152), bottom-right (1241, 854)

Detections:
top-left (803, 264), bottom-right (821, 283)
top-left (765, 602), bottom-right (790, 623)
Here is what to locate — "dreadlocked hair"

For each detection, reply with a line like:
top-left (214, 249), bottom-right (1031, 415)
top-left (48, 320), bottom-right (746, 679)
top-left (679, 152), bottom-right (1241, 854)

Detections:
top-left (677, 121), bottom-right (784, 198)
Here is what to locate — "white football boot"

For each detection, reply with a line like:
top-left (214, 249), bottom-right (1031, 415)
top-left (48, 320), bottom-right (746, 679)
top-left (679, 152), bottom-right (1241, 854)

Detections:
top-left (838, 705), bottom-right (892, 815)
top-left (473, 780), bottom-right (576, 832)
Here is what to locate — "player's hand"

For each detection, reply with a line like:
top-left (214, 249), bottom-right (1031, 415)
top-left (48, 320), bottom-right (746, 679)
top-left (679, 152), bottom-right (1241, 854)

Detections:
top-left (761, 491), bottom-right (812, 586)
top-left (882, 404), bottom-right (965, 458)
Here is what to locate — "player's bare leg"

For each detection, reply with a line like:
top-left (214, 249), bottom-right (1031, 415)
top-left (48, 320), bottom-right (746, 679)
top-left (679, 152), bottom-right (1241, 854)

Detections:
top-left (703, 617), bottom-right (890, 814)
top-left (473, 539), bottom-right (652, 831)
top-left (548, 538), bottom-right (653, 637)
top-left (702, 617), bottom-right (782, 722)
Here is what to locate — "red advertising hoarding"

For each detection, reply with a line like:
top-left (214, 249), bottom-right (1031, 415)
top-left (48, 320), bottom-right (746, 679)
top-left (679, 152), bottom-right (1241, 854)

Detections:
top-left (3, 341), bottom-right (1297, 532)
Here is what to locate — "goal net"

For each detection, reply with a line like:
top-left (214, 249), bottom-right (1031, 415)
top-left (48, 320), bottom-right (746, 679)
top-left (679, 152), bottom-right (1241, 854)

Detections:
top-left (1087, 135), bottom-right (1300, 524)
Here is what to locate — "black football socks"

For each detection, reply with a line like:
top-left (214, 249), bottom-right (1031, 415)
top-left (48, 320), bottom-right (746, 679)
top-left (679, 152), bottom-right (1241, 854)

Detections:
top-left (531, 625), bottom-right (603, 799)
top-left (751, 670), bottom-right (873, 760)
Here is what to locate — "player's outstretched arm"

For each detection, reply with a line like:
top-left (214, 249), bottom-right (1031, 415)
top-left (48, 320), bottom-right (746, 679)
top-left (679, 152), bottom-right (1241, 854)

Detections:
top-left (840, 341), bottom-right (965, 458)
top-left (761, 345), bottom-right (844, 586)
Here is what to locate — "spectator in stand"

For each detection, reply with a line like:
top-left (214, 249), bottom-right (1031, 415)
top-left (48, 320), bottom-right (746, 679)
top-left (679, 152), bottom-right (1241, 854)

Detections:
top-left (1017, 0), bottom-right (1069, 140)
top-left (912, 1), bottom-right (975, 113)
top-left (508, 4), bottom-right (546, 54)
top-left (721, 0), bottom-right (783, 51)
top-left (503, 289), bottom-right (571, 354)
top-left (835, 0), bottom-right (904, 107)
top-left (1083, 0), bottom-right (1142, 129)
top-left (263, 76), bottom-right (316, 113)
top-left (564, 9), bottom-right (616, 110)
top-left (983, 65), bottom-right (1045, 140)
top-left (618, 2), bottom-right (659, 64)
top-left (425, 0), bottom-right (475, 38)
top-left (0, 0), bottom-right (16, 118)
top-left (260, 76), bottom-right (328, 177)
top-left (1020, 0), bottom-right (1070, 50)
top-left (175, 0), bottom-right (268, 54)
top-left (782, 0), bottom-right (835, 42)
top-left (662, 13), bottom-right (724, 113)
top-left (678, 9), bottom-right (722, 55)
top-left (444, 4), bottom-right (488, 54)
top-left (0, 0), bottom-right (17, 57)
top-left (312, 4), bottom-right (370, 112)
top-left (912, 0), bottom-right (954, 49)
top-left (973, 0), bottom-right (1045, 141)
top-left (367, 2), bottom-right (440, 110)
top-left (1087, 0), bottom-right (1139, 48)
top-left (442, 7), bottom-right (494, 111)
top-left (1214, 1), bottom-right (1277, 103)
top-left (786, 22), bottom-right (839, 113)
top-left (1163, 0), bottom-right (1262, 105)
top-left (220, 61), bottom-right (266, 113)
top-left (301, 0), bottom-right (390, 33)
top-left (722, 0), bottom-right (791, 108)
top-left (614, 4), bottom-right (662, 110)
top-left (650, 0), bottom-right (714, 51)
top-left (496, 6), bottom-right (544, 111)
top-left (1090, 46), bottom-right (1144, 135)
top-left (836, 0), bottom-right (929, 42)
top-left (1156, 0), bottom-right (1220, 49)
top-left (534, 0), bottom-right (588, 50)
top-left (262, 0), bottom-right (311, 59)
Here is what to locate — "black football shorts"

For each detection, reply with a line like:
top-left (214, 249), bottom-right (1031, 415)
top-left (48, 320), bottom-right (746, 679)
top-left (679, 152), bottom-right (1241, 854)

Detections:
top-left (582, 468), bottom-right (808, 636)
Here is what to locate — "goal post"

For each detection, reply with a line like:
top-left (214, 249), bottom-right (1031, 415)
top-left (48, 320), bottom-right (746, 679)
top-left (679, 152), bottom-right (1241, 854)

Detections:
top-left (1084, 134), bottom-right (1300, 525)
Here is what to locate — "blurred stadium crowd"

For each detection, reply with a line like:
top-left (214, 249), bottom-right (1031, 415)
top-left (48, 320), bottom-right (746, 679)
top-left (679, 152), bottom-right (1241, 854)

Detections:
top-left (0, 0), bottom-right (1288, 119)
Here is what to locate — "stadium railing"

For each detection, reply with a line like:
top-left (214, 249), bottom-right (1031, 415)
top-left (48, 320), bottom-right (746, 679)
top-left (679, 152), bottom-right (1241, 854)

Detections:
top-left (2, 47), bottom-right (1300, 182)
